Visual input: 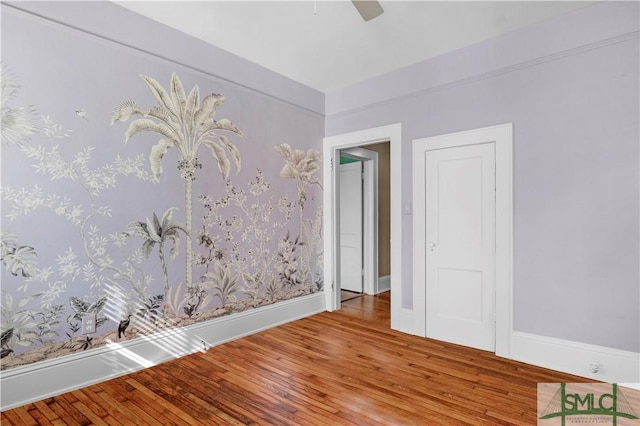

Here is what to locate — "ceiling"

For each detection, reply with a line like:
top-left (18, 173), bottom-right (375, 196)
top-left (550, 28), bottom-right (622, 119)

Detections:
top-left (116, 1), bottom-right (594, 94)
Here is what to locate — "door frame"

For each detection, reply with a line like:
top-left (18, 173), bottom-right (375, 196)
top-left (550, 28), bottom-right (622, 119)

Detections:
top-left (412, 123), bottom-right (513, 358)
top-left (323, 123), bottom-right (402, 323)
top-left (340, 147), bottom-right (379, 295)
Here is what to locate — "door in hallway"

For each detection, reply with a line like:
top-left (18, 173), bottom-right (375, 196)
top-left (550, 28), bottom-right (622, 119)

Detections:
top-left (339, 161), bottom-right (363, 293)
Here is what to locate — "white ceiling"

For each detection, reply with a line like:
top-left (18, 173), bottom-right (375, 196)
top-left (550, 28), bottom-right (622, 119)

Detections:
top-left (116, 1), bottom-right (594, 93)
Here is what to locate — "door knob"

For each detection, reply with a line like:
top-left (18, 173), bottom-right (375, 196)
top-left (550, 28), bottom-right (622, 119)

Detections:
top-left (427, 241), bottom-right (437, 251)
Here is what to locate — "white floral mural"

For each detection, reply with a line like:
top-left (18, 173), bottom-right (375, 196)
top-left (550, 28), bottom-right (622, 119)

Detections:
top-left (0, 23), bottom-right (323, 369)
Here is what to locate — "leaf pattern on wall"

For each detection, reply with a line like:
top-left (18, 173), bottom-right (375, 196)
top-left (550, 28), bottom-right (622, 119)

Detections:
top-left (0, 65), bottom-right (38, 147)
top-left (1, 233), bottom-right (37, 277)
top-left (111, 73), bottom-right (246, 290)
top-left (128, 208), bottom-right (189, 316)
top-left (0, 68), bottom-right (322, 371)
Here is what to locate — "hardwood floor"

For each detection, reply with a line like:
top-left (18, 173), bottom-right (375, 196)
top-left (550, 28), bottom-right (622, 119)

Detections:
top-left (1, 293), bottom-right (591, 425)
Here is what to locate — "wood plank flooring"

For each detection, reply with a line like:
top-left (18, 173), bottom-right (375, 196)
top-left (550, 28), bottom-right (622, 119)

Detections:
top-left (1, 293), bottom-right (592, 425)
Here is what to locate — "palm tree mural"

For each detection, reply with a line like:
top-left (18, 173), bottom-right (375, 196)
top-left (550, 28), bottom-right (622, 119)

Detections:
top-left (274, 144), bottom-right (323, 288)
top-left (274, 144), bottom-right (321, 211)
top-left (112, 73), bottom-right (245, 289)
top-left (128, 208), bottom-right (189, 314)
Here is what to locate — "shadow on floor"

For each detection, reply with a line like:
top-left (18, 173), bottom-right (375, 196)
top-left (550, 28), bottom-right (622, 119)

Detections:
top-left (340, 290), bottom-right (363, 302)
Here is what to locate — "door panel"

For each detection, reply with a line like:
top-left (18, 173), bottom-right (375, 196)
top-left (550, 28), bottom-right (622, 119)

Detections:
top-left (339, 161), bottom-right (363, 293)
top-left (437, 268), bottom-right (483, 322)
top-left (425, 143), bottom-right (495, 351)
top-left (437, 156), bottom-right (484, 248)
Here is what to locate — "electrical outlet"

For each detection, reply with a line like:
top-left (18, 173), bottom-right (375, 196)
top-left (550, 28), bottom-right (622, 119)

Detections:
top-left (82, 313), bottom-right (96, 335)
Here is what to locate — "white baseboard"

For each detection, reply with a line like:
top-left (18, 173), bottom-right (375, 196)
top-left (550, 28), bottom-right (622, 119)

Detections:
top-left (511, 331), bottom-right (640, 384)
top-left (377, 275), bottom-right (390, 293)
top-left (0, 293), bottom-right (325, 411)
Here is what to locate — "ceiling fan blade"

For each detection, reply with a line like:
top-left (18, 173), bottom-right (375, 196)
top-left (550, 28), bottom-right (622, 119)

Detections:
top-left (351, 0), bottom-right (384, 22)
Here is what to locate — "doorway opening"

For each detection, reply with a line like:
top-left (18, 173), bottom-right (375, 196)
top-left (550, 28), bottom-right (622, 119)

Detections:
top-left (323, 123), bottom-right (403, 330)
top-left (338, 147), bottom-right (378, 299)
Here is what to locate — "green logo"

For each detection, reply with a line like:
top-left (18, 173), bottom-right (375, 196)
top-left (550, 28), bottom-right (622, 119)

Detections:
top-left (539, 383), bottom-right (639, 426)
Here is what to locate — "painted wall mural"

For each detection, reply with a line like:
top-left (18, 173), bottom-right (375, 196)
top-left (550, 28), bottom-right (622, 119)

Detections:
top-left (0, 8), bottom-right (323, 370)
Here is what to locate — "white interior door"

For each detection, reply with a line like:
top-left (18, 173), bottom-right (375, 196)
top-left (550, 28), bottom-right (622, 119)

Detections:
top-left (339, 161), bottom-right (363, 293)
top-left (423, 142), bottom-right (496, 351)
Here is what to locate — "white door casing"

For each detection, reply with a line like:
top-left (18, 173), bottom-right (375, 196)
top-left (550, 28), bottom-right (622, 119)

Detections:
top-left (323, 123), bottom-right (404, 330)
top-left (413, 123), bottom-right (513, 357)
top-left (424, 143), bottom-right (496, 351)
top-left (339, 161), bottom-right (363, 293)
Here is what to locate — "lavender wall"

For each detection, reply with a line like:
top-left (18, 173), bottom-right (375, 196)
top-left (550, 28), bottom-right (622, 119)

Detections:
top-left (1, 1), bottom-right (324, 370)
top-left (326, 2), bottom-right (639, 352)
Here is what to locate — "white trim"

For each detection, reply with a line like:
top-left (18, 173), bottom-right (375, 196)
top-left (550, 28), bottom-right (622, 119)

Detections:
top-left (412, 123), bottom-right (513, 357)
top-left (340, 147), bottom-right (379, 295)
top-left (0, 293), bottom-right (325, 411)
top-left (378, 275), bottom-right (391, 293)
top-left (511, 332), bottom-right (640, 384)
top-left (323, 124), bottom-right (402, 330)
top-left (399, 308), bottom-right (419, 336)
top-left (363, 157), bottom-right (378, 295)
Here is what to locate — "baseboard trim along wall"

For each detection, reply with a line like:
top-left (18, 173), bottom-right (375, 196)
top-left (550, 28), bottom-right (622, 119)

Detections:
top-left (392, 315), bottom-right (639, 384)
top-left (511, 331), bottom-right (640, 384)
top-left (378, 275), bottom-right (391, 293)
top-left (0, 293), bottom-right (326, 411)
